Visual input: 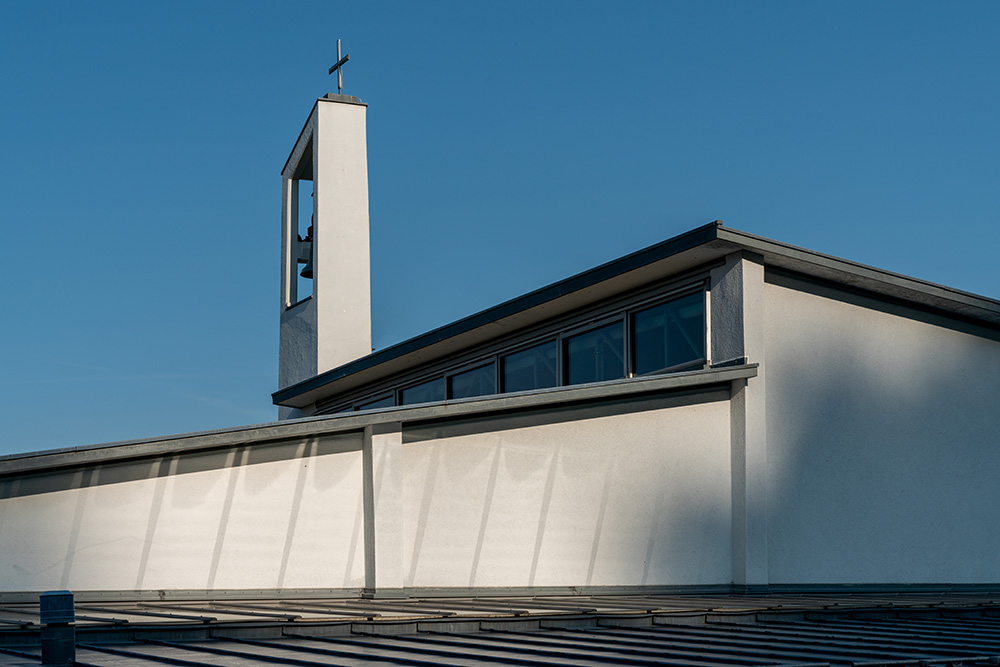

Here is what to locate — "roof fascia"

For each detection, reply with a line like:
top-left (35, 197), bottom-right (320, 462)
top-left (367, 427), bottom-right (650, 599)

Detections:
top-left (716, 227), bottom-right (1000, 326)
top-left (273, 220), bottom-right (730, 407)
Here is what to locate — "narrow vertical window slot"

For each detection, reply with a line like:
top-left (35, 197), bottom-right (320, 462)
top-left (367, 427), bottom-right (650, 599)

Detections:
top-left (295, 178), bottom-right (315, 301)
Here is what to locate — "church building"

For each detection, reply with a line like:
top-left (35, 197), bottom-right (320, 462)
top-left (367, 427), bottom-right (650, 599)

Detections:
top-left (2, 91), bottom-right (1000, 604)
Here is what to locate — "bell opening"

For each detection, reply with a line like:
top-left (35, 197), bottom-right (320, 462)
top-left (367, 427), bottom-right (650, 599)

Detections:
top-left (296, 179), bottom-right (315, 300)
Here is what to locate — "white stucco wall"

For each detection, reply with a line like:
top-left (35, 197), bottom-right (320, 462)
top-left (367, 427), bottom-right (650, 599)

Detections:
top-left (312, 99), bottom-right (371, 376)
top-left (764, 277), bottom-right (1000, 584)
top-left (398, 397), bottom-right (732, 589)
top-left (0, 434), bottom-right (365, 593)
top-left (1, 387), bottom-right (735, 595)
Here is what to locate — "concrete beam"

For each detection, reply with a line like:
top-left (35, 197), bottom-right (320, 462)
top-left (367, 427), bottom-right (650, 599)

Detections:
top-left (711, 253), bottom-right (768, 587)
top-left (363, 423), bottom-right (404, 596)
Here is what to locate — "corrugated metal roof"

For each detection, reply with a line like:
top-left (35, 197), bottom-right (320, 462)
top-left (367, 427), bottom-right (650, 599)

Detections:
top-left (4, 593), bottom-right (1000, 666)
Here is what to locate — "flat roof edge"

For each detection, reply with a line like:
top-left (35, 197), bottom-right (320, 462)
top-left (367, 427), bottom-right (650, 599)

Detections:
top-left (718, 226), bottom-right (1000, 320)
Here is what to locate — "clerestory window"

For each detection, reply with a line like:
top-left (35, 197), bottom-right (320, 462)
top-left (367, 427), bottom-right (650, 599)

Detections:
top-left (564, 322), bottom-right (626, 385)
top-left (344, 287), bottom-right (707, 412)
top-left (632, 291), bottom-right (706, 375)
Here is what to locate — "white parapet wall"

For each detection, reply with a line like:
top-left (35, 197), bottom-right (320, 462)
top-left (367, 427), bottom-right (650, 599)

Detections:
top-left (0, 434), bottom-right (366, 593)
top-left (0, 370), bottom-right (746, 598)
top-left (395, 396), bottom-right (732, 590)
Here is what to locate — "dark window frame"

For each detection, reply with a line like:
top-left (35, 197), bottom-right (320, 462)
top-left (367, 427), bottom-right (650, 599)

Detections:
top-left (499, 339), bottom-right (559, 394)
top-left (398, 376), bottom-right (446, 406)
top-left (560, 316), bottom-right (628, 387)
top-left (629, 288), bottom-right (708, 377)
top-left (354, 394), bottom-right (395, 411)
top-left (446, 361), bottom-right (498, 400)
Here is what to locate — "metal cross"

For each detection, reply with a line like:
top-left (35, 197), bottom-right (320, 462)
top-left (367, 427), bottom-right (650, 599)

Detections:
top-left (328, 39), bottom-right (350, 94)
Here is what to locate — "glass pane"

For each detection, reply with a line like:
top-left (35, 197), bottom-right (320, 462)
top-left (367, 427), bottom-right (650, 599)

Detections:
top-left (633, 292), bottom-right (705, 375)
top-left (503, 342), bottom-right (557, 393)
top-left (565, 322), bottom-right (625, 386)
top-left (449, 363), bottom-right (496, 399)
top-left (356, 395), bottom-right (394, 411)
top-left (400, 377), bottom-right (444, 405)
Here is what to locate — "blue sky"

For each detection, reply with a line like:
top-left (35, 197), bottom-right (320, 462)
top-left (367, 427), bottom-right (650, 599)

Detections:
top-left (2, 1), bottom-right (998, 456)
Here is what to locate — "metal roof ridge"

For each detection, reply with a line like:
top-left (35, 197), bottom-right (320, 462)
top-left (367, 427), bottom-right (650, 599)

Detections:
top-left (717, 226), bottom-right (1000, 309)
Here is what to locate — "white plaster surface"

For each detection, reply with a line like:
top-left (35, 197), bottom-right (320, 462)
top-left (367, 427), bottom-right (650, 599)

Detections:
top-left (313, 100), bottom-right (371, 376)
top-left (398, 401), bottom-right (732, 588)
top-left (764, 279), bottom-right (1000, 584)
top-left (364, 423), bottom-right (405, 590)
top-left (0, 435), bottom-right (365, 592)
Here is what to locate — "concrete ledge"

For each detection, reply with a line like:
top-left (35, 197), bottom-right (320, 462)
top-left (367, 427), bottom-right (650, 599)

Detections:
top-left (321, 93), bottom-right (364, 105)
top-left (0, 365), bottom-right (756, 478)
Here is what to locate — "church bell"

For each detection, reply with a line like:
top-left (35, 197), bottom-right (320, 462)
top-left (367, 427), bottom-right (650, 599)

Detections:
top-left (298, 241), bottom-right (314, 279)
top-left (297, 236), bottom-right (314, 280)
top-left (300, 255), bottom-right (314, 280)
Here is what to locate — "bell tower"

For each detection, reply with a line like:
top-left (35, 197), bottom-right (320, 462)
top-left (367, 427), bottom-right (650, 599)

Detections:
top-left (278, 92), bottom-right (371, 419)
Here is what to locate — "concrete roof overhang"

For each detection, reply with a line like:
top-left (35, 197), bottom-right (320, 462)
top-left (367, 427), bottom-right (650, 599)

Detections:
top-left (273, 221), bottom-right (1000, 408)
